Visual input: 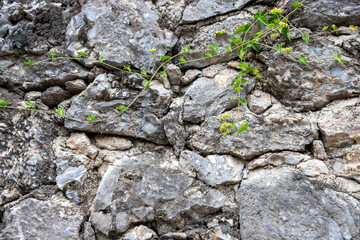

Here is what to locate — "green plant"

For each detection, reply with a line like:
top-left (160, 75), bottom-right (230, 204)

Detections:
top-left (0, 1), bottom-right (358, 136)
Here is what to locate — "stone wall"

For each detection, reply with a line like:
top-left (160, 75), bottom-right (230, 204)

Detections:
top-left (0, 0), bottom-right (360, 239)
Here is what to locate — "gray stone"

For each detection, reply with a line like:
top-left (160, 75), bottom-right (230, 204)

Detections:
top-left (131, 207), bottom-right (155, 222)
top-left (136, 166), bottom-right (194, 206)
top-left (260, 38), bottom-right (360, 111)
top-left (122, 225), bottom-right (157, 240)
top-left (312, 140), bottom-right (328, 160)
top-left (160, 232), bottom-right (187, 240)
top-left (183, 68), bottom-right (255, 123)
top-left (24, 91), bottom-right (42, 101)
top-left (94, 135), bottom-right (133, 151)
top-left (66, 0), bottom-right (177, 70)
top-left (41, 86), bottom-right (71, 108)
top-left (248, 151), bottom-right (310, 170)
top-left (65, 77), bottom-right (172, 145)
top-left (83, 222), bottom-right (96, 240)
top-left (155, 0), bottom-right (185, 29)
top-left (236, 167), bottom-right (360, 240)
top-left (167, 64), bottom-right (182, 86)
top-left (291, 0), bottom-right (360, 30)
top-left (247, 90), bottom-right (272, 114)
top-left (189, 109), bottom-right (318, 159)
top-left (180, 150), bottom-right (244, 186)
top-left (182, 0), bottom-right (251, 22)
top-left (56, 165), bottom-right (87, 190)
top-left (0, 196), bottom-right (83, 240)
top-left (94, 166), bottom-right (121, 211)
top-left (318, 98), bottom-right (360, 149)
top-left (89, 211), bottom-right (112, 236)
top-left (65, 79), bottom-right (87, 94)
top-left (181, 69), bottom-right (201, 86)
top-left (116, 212), bottom-right (130, 233)
top-left (297, 160), bottom-right (329, 177)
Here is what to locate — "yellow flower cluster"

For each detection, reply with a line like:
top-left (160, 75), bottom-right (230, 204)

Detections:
top-left (279, 22), bottom-right (288, 28)
top-left (219, 122), bottom-right (232, 137)
top-left (216, 29), bottom-right (226, 35)
top-left (219, 114), bottom-right (230, 121)
top-left (282, 47), bottom-right (293, 53)
top-left (149, 49), bottom-right (156, 53)
top-left (269, 8), bottom-right (283, 15)
top-left (271, 33), bottom-right (280, 38)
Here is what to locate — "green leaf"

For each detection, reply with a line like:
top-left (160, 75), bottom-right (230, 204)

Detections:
top-left (236, 97), bottom-right (247, 105)
top-left (234, 77), bottom-right (241, 83)
top-left (24, 59), bottom-right (35, 65)
top-left (274, 44), bottom-right (283, 54)
top-left (117, 105), bottom-right (128, 111)
top-left (48, 51), bottom-right (56, 57)
top-left (229, 37), bottom-right (242, 44)
top-left (77, 51), bottom-right (88, 56)
top-left (334, 53), bottom-right (345, 65)
top-left (161, 56), bottom-right (171, 61)
top-left (332, 24), bottom-right (339, 35)
top-left (209, 43), bottom-right (219, 54)
top-left (55, 107), bottom-right (65, 118)
top-left (234, 24), bottom-right (250, 35)
top-left (235, 87), bottom-right (243, 92)
top-left (179, 56), bottom-right (187, 63)
top-left (253, 11), bottom-right (268, 25)
top-left (25, 100), bottom-right (35, 108)
top-left (86, 115), bottom-right (97, 121)
top-left (251, 42), bottom-right (261, 52)
top-left (182, 44), bottom-right (190, 53)
top-left (302, 33), bottom-right (310, 44)
top-left (142, 80), bottom-right (151, 86)
top-left (141, 70), bottom-right (148, 76)
top-left (322, 26), bottom-right (329, 31)
top-left (237, 121), bottom-right (248, 134)
top-left (226, 45), bottom-right (233, 52)
top-left (232, 83), bottom-right (237, 90)
top-left (267, 23), bottom-right (275, 28)
top-left (238, 49), bottom-right (245, 59)
top-left (280, 27), bottom-right (291, 42)
top-left (161, 70), bottom-right (167, 76)
top-left (98, 56), bottom-right (104, 63)
top-left (239, 70), bottom-right (247, 76)
top-left (292, 2), bottom-right (303, 8)
top-left (124, 65), bottom-right (131, 72)
top-left (0, 99), bottom-right (11, 105)
top-left (241, 78), bottom-right (248, 83)
top-left (230, 121), bottom-right (237, 130)
top-left (205, 52), bottom-right (213, 58)
top-left (298, 54), bottom-right (309, 65)
top-left (238, 62), bottom-right (249, 68)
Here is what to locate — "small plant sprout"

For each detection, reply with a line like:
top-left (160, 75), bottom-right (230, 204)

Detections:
top-left (179, 56), bottom-right (187, 63)
top-left (142, 80), bottom-right (151, 86)
top-left (0, 99), bottom-right (11, 105)
top-left (55, 107), bottom-right (65, 118)
top-left (25, 101), bottom-right (35, 108)
top-left (86, 115), bottom-right (97, 121)
top-left (99, 56), bottom-right (104, 63)
top-left (77, 51), bottom-right (88, 56)
top-left (205, 52), bottom-right (213, 58)
top-left (117, 105), bottom-right (128, 111)
top-left (182, 45), bottom-right (190, 53)
top-left (349, 25), bottom-right (358, 32)
top-left (48, 51), bottom-right (56, 57)
top-left (216, 29), bottom-right (226, 35)
top-left (24, 59), bottom-right (35, 65)
top-left (141, 70), bottom-right (148, 76)
top-left (124, 65), bottom-right (131, 72)
top-left (149, 49), bottom-right (156, 53)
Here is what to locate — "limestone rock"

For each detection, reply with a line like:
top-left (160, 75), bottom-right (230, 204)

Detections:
top-left (181, 69), bottom-right (201, 86)
top-left (180, 150), bottom-right (244, 186)
top-left (189, 109), bottom-right (319, 159)
top-left (247, 90), bottom-right (272, 114)
top-left (89, 211), bottom-right (112, 236)
top-left (297, 160), bottom-right (329, 177)
top-left (260, 39), bottom-right (360, 111)
top-left (94, 135), bottom-right (133, 151)
top-left (122, 225), bottom-right (157, 240)
top-left (116, 212), bottom-right (130, 233)
top-left (65, 79), bottom-right (87, 94)
top-left (248, 151), bottom-right (310, 170)
top-left (237, 167), bottom-right (360, 239)
top-left (183, 68), bottom-right (255, 123)
top-left (182, 0), bottom-right (251, 22)
top-left (318, 98), bottom-right (360, 149)
top-left (66, 133), bottom-right (99, 159)
top-left (56, 165), bottom-right (87, 190)
top-left (41, 86), bottom-right (71, 108)
top-left (0, 196), bottom-right (83, 240)
top-left (311, 140), bottom-right (328, 160)
top-left (66, 0), bottom-right (177, 70)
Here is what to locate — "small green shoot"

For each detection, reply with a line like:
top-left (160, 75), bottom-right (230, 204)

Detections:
top-left (55, 107), bottom-right (65, 118)
top-left (86, 115), bottom-right (97, 121)
top-left (334, 53), bottom-right (345, 65)
top-left (25, 100), bottom-right (35, 108)
top-left (117, 105), bottom-right (128, 111)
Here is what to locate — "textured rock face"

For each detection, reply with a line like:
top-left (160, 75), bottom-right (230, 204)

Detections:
top-left (260, 39), bottom-right (360, 111)
top-left (66, 0), bottom-right (177, 70)
top-left (0, 196), bottom-right (83, 239)
top-left (237, 167), bottom-right (360, 240)
top-left (189, 109), bottom-right (319, 159)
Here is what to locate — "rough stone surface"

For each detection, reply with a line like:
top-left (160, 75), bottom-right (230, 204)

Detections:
top-left (183, 68), bottom-right (255, 123)
top-left (122, 225), bottom-right (157, 240)
top-left (94, 135), bottom-right (133, 151)
top-left (318, 98), bottom-right (360, 149)
top-left (41, 86), bottom-right (71, 108)
top-left (180, 150), bottom-right (244, 186)
top-left (247, 90), bottom-right (272, 114)
top-left (312, 140), bottom-right (328, 160)
top-left (181, 69), bottom-right (201, 86)
top-left (189, 108), bottom-right (319, 159)
top-left (56, 165), bottom-right (87, 190)
top-left (182, 0), bottom-right (251, 22)
top-left (89, 211), bottom-right (112, 236)
top-left (66, 133), bottom-right (99, 159)
top-left (297, 160), bottom-right (329, 177)
top-left (260, 39), bottom-right (360, 111)
top-left (237, 167), bottom-right (360, 240)
top-left (65, 79), bottom-right (87, 94)
top-left (66, 0), bottom-right (177, 70)
top-left (0, 196), bottom-right (83, 240)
